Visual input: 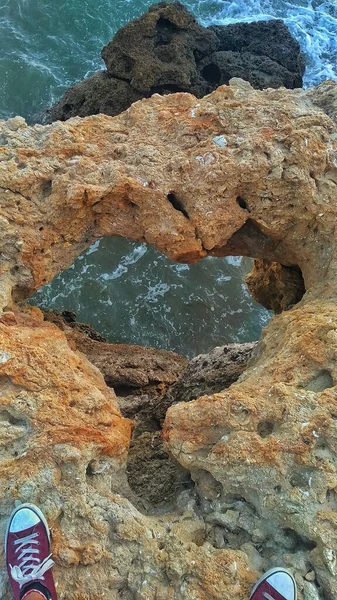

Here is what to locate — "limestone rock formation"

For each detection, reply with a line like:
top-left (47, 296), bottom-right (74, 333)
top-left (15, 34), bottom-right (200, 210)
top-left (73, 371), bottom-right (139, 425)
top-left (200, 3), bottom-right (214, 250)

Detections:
top-left (2, 79), bottom-right (337, 309)
top-left (245, 260), bottom-right (306, 313)
top-left (43, 309), bottom-right (187, 392)
top-left (45, 2), bottom-right (304, 122)
top-left (41, 310), bottom-right (192, 510)
top-left (1, 79), bottom-right (337, 598)
top-left (154, 342), bottom-right (256, 423)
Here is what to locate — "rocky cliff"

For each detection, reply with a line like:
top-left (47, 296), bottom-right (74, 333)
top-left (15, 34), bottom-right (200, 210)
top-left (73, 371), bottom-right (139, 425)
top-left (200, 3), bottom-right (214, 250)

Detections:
top-left (1, 79), bottom-right (337, 599)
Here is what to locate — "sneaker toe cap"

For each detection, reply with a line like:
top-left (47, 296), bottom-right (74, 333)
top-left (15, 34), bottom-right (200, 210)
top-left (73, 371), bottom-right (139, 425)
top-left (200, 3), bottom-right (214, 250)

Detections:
top-left (10, 508), bottom-right (41, 533)
top-left (267, 571), bottom-right (296, 600)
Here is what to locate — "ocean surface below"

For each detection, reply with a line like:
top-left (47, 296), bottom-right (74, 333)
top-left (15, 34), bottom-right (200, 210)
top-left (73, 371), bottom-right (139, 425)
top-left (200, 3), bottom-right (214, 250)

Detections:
top-left (1, 0), bottom-right (337, 356)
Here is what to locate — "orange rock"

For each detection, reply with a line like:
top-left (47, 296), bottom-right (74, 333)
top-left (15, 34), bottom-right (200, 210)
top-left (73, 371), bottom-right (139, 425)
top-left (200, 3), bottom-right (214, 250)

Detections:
top-left (1, 79), bottom-right (337, 598)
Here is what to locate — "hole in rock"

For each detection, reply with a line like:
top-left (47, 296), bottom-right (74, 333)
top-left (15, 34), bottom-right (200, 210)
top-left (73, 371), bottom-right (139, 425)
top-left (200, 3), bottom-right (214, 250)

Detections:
top-left (0, 410), bottom-right (28, 428)
top-left (155, 16), bottom-right (179, 47)
top-left (282, 528), bottom-right (316, 551)
top-left (63, 103), bottom-right (72, 115)
top-left (304, 370), bottom-right (334, 392)
top-left (202, 63), bottom-right (221, 84)
top-left (28, 238), bottom-right (283, 513)
top-left (236, 196), bottom-right (250, 211)
top-left (257, 420), bottom-right (275, 438)
top-left (326, 489), bottom-right (337, 508)
top-left (41, 180), bottom-right (52, 196)
top-left (30, 237), bottom-right (271, 358)
top-left (167, 191), bottom-right (189, 219)
top-left (125, 431), bottom-right (193, 513)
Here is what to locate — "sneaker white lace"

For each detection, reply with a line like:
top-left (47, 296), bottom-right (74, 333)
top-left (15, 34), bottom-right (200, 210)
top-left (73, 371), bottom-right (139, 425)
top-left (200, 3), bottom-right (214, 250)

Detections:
top-left (263, 593), bottom-right (276, 600)
top-left (9, 531), bottom-right (54, 588)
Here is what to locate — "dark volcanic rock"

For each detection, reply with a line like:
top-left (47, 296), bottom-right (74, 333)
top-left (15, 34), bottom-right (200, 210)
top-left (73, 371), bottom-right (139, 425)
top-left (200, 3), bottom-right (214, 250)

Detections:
top-left (199, 51), bottom-right (302, 91)
top-left (101, 1), bottom-right (218, 94)
top-left (209, 20), bottom-right (305, 79)
top-left (45, 2), bottom-right (305, 123)
top-left (44, 71), bottom-right (144, 122)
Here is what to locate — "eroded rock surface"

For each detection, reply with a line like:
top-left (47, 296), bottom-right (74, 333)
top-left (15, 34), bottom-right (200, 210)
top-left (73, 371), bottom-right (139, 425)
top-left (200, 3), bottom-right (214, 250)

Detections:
top-left (155, 342), bottom-right (256, 423)
top-left (43, 309), bottom-right (187, 392)
top-left (45, 2), bottom-right (304, 122)
top-left (1, 80), bottom-right (337, 308)
top-left (245, 260), bottom-right (306, 313)
top-left (1, 80), bottom-right (337, 598)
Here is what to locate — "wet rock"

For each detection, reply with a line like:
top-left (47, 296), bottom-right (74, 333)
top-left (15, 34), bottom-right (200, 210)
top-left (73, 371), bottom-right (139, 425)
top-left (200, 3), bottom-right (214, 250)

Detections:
top-left (45, 71), bottom-right (144, 122)
top-left (45, 2), bottom-right (304, 123)
top-left (199, 50), bottom-right (300, 91)
top-left (209, 19), bottom-right (305, 81)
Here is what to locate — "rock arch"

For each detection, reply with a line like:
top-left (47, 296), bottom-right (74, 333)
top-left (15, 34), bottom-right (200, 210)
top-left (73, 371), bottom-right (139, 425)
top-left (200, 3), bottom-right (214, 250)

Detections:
top-left (1, 79), bottom-right (337, 598)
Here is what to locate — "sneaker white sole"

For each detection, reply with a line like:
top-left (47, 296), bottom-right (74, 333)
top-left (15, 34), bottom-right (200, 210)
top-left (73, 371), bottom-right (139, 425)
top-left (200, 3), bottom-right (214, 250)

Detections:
top-left (249, 567), bottom-right (297, 600)
top-left (4, 502), bottom-right (51, 555)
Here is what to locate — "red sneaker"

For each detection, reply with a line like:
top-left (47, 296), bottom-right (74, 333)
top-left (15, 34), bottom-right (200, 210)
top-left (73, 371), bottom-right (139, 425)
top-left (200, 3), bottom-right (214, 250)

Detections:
top-left (250, 568), bottom-right (297, 600)
top-left (5, 504), bottom-right (57, 600)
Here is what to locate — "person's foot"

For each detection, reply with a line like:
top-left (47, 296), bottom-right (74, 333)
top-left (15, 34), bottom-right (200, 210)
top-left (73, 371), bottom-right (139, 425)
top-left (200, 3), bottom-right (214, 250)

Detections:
top-left (249, 567), bottom-right (297, 600)
top-left (5, 503), bottom-right (57, 600)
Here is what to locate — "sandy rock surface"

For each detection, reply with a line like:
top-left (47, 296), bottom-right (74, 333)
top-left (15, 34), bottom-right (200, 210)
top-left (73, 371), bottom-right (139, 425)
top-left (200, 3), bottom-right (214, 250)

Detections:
top-left (1, 79), bottom-right (337, 306)
top-left (1, 79), bottom-right (337, 598)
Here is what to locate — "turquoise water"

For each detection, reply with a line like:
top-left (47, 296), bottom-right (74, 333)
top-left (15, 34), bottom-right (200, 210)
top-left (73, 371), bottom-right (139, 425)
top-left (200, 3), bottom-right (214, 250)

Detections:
top-left (1, 0), bottom-right (337, 356)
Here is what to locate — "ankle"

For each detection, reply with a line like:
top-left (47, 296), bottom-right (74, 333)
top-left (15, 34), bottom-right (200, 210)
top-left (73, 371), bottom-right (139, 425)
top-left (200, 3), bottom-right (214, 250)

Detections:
top-left (21, 592), bottom-right (47, 600)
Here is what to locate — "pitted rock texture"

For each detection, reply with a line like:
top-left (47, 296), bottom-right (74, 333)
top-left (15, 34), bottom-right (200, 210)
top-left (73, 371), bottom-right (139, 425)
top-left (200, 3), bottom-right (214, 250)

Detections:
top-left (165, 299), bottom-right (337, 599)
top-left (42, 309), bottom-right (192, 511)
top-left (2, 79), bottom-right (337, 309)
top-left (154, 342), bottom-right (256, 423)
top-left (45, 2), bottom-right (304, 123)
top-left (0, 308), bottom-right (257, 600)
top-left (1, 79), bottom-right (337, 598)
top-left (43, 309), bottom-right (187, 392)
top-left (245, 260), bottom-right (306, 313)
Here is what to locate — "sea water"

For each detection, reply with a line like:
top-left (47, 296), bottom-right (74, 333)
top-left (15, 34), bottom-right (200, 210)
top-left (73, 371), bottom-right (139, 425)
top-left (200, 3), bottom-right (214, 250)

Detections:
top-left (1, 0), bottom-right (337, 356)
